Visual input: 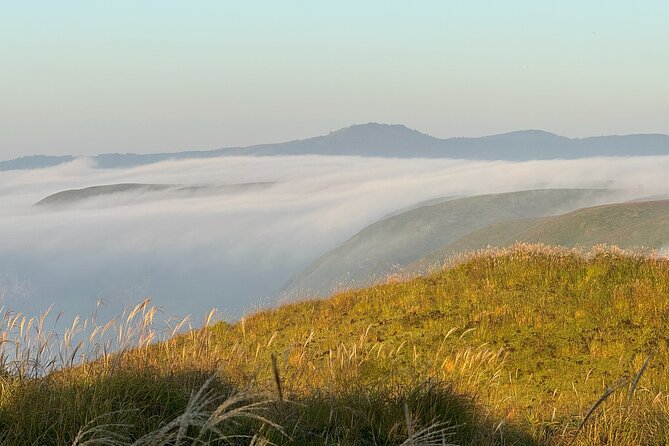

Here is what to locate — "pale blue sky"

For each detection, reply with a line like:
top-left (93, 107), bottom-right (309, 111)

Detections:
top-left (1, 1), bottom-right (668, 157)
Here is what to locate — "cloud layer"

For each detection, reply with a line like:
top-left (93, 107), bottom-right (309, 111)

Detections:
top-left (1, 155), bottom-right (668, 322)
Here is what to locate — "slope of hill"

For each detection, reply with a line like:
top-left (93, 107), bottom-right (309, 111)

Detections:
top-left (3, 124), bottom-right (669, 170)
top-left (416, 199), bottom-right (669, 270)
top-left (285, 189), bottom-right (620, 296)
top-left (4, 246), bottom-right (669, 445)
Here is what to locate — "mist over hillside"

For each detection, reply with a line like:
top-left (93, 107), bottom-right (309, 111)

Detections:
top-left (289, 190), bottom-right (669, 297)
top-left (2, 154), bottom-right (669, 321)
top-left (285, 189), bottom-right (625, 296)
top-left (3, 124), bottom-right (669, 171)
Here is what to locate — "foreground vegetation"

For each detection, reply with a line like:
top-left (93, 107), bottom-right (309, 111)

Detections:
top-left (2, 244), bottom-right (669, 445)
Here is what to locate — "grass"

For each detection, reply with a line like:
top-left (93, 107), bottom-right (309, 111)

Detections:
top-left (416, 199), bottom-right (669, 270)
top-left (2, 244), bottom-right (669, 444)
top-left (286, 189), bottom-right (617, 296)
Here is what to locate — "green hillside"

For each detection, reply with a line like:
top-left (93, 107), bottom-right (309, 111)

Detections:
top-left (286, 189), bottom-right (620, 296)
top-left (416, 200), bottom-right (669, 271)
top-left (3, 245), bottom-right (669, 445)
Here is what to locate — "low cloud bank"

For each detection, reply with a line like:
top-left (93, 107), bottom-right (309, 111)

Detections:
top-left (1, 155), bottom-right (668, 322)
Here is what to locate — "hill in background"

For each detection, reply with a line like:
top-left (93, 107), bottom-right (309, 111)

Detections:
top-left (285, 188), bottom-right (622, 296)
top-left (414, 199), bottom-right (669, 271)
top-left (34, 182), bottom-right (274, 208)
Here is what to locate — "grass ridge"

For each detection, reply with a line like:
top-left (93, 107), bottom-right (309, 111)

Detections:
top-left (2, 244), bottom-right (669, 445)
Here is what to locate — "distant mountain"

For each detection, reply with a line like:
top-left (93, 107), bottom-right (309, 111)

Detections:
top-left (414, 199), bottom-right (669, 271)
top-left (284, 188), bottom-right (622, 296)
top-left (0, 154), bottom-right (75, 171)
top-left (3, 124), bottom-right (669, 170)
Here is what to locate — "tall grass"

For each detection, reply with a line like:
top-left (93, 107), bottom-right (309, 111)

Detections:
top-left (2, 244), bottom-right (669, 445)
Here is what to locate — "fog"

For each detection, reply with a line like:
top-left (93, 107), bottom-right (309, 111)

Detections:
top-left (1, 155), bottom-right (668, 323)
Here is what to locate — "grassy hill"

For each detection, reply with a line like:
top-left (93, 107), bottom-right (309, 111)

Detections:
top-left (286, 189), bottom-right (620, 296)
top-left (2, 245), bottom-right (669, 444)
top-left (415, 200), bottom-right (669, 271)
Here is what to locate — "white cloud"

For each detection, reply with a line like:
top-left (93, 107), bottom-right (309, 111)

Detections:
top-left (1, 154), bottom-right (668, 321)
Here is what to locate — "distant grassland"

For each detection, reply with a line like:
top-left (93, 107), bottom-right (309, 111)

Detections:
top-left (416, 200), bottom-right (669, 270)
top-left (2, 244), bottom-right (669, 445)
top-left (287, 189), bottom-right (620, 296)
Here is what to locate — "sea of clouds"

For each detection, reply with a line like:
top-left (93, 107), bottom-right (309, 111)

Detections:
top-left (1, 154), bottom-right (668, 323)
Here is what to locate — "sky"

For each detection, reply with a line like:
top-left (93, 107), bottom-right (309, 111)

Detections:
top-left (1, 1), bottom-right (668, 158)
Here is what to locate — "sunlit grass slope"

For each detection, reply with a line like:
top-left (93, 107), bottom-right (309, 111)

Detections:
top-left (417, 200), bottom-right (669, 270)
top-left (2, 245), bottom-right (669, 445)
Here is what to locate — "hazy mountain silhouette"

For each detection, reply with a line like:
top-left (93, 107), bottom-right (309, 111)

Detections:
top-left (3, 123), bottom-right (669, 170)
top-left (0, 154), bottom-right (75, 171)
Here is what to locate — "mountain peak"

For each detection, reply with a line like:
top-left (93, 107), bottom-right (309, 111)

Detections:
top-left (488, 129), bottom-right (566, 140)
top-left (287, 122), bottom-right (442, 154)
top-left (328, 122), bottom-right (430, 138)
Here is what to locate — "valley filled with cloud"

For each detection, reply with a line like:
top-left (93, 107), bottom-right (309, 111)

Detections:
top-left (1, 154), bottom-right (668, 322)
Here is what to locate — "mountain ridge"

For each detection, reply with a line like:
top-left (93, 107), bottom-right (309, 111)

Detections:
top-left (3, 123), bottom-right (669, 170)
